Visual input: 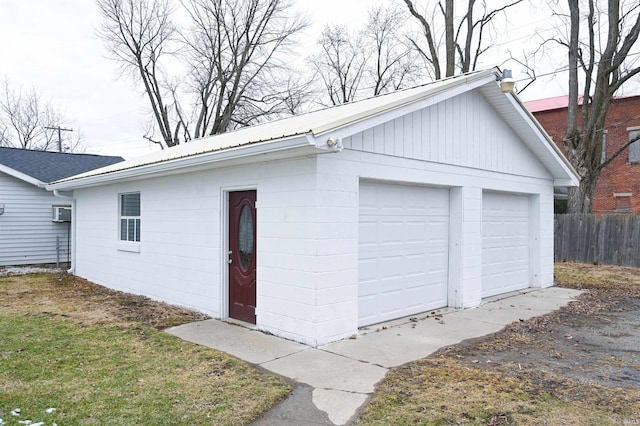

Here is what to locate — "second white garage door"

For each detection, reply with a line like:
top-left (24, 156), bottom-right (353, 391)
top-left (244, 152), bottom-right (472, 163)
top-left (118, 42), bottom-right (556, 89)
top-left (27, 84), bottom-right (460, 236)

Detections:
top-left (358, 182), bottom-right (449, 327)
top-left (482, 192), bottom-right (530, 298)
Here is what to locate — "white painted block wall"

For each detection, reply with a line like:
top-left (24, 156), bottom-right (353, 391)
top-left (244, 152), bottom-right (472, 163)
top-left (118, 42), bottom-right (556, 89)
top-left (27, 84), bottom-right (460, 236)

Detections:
top-left (73, 157), bottom-right (337, 346)
top-left (70, 88), bottom-right (559, 347)
top-left (309, 150), bottom-right (555, 344)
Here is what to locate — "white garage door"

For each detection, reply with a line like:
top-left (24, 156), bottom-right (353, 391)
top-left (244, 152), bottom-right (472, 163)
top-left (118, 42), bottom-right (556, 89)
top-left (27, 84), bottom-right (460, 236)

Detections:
top-left (482, 192), bottom-right (530, 298)
top-left (358, 182), bottom-right (449, 327)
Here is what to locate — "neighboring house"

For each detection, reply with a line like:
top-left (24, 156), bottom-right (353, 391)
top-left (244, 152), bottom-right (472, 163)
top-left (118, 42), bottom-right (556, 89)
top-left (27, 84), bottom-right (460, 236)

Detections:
top-left (526, 95), bottom-right (640, 215)
top-left (0, 148), bottom-right (123, 266)
top-left (48, 68), bottom-right (578, 347)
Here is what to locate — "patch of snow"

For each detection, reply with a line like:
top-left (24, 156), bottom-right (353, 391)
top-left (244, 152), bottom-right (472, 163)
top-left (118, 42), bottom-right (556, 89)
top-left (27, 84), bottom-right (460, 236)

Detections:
top-left (5, 406), bottom-right (58, 425)
top-left (0, 267), bottom-right (60, 277)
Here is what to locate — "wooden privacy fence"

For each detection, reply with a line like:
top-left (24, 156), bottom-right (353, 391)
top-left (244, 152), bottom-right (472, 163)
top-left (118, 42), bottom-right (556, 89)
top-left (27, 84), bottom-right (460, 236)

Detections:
top-left (554, 214), bottom-right (640, 267)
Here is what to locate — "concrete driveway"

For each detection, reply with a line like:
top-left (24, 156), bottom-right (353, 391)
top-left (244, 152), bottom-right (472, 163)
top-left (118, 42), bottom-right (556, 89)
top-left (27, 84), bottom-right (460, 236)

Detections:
top-left (166, 287), bottom-right (581, 425)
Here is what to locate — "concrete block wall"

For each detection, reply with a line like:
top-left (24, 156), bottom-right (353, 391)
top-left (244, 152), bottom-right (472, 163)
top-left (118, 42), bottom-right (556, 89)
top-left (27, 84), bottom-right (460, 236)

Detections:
top-left (312, 156), bottom-right (359, 344)
top-left (314, 149), bottom-right (556, 342)
top-left (69, 95), bottom-right (560, 347)
top-left (73, 157), bottom-right (329, 346)
top-left (449, 187), bottom-right (484, 308)
top-left (74, 172), bottom-right (221, 315)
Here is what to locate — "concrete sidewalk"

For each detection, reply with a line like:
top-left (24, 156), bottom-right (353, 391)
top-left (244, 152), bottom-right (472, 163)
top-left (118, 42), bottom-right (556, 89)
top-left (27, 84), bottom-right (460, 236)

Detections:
top-left (166, 287), bottom-right (581, 425)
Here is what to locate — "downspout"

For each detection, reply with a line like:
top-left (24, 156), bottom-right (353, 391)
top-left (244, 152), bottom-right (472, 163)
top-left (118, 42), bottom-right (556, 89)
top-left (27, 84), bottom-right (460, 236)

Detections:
top-left (52, 189), bottom-right (76, 274)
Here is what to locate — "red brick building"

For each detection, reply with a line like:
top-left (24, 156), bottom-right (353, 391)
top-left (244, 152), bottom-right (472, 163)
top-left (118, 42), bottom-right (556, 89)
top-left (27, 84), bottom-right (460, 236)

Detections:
top-left (526, 95), bottom-right (640, 216)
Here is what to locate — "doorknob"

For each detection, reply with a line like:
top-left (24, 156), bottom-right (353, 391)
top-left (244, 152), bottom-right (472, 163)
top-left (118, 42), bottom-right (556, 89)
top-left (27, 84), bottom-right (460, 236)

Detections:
top-left (227, 250), bottom-right (233, 264)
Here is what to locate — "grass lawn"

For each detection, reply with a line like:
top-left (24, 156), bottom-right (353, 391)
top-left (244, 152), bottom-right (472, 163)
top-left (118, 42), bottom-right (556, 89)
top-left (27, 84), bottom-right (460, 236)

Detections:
top-left (356, 263), bottom-right (640, 425)
top-left (0, 273), bottom-right (290, 425)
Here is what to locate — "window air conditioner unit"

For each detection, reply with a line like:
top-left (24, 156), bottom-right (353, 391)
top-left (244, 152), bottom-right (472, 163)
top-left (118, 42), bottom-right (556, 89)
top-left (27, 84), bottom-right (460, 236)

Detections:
top-left (52, 206), bottom-right (72, 222)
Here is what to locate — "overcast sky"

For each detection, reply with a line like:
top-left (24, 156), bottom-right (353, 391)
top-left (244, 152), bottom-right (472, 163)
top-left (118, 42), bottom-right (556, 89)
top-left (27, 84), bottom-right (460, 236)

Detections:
top-left (0, 0), bottom-right (574, 159)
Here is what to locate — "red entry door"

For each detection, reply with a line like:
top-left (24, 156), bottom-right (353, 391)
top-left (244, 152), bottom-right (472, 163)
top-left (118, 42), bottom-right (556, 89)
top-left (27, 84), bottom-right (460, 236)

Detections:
top-left (228, 190), bottom-right (257, 324)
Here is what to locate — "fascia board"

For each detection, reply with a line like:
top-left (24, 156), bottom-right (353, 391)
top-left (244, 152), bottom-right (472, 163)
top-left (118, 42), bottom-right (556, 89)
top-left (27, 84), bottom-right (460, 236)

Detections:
top-left (506, 95), bottom-right (580, 187)
top-left (0, 164), bottom-right (44, 187)
top-left (554, 178), bottom-right (578, 186)
top-left (47, 135), bottom-right (316, 190)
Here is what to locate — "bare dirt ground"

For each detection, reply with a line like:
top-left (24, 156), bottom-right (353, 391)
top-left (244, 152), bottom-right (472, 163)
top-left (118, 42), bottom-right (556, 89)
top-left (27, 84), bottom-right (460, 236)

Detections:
top-left (434, 263), bottom-right (640, 417)
top-left (440, 294), bottom-right (640, 388)
top-left (357, 263), bottom-right (640, 425)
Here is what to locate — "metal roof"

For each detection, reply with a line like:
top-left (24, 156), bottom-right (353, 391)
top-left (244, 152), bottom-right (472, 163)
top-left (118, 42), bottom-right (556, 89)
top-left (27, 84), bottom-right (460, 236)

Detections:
top-left (48, 68), bottom-right (579, 189)
top-left (53, 70), bottom-right (497, 183)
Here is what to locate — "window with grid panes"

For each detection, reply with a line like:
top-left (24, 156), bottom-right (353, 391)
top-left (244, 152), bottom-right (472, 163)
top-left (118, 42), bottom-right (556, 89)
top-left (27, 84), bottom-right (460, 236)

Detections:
top-left (120, 193), bottom-right (140, 241)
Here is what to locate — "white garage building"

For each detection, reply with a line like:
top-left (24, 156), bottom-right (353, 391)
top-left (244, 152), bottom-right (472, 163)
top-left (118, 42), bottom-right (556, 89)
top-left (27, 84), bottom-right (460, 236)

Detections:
top-left (49, 69), bottom-right (578, 347)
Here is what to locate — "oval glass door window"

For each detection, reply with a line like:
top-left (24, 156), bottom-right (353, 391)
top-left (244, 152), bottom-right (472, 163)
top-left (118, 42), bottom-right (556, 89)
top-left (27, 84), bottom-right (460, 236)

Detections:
top-left (238, 204), bottom-right (254, 270)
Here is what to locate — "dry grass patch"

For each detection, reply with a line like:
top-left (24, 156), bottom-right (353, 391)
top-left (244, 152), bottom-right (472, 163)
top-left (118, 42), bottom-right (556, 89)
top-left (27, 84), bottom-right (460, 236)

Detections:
top-left (357, 263), bottom-right (640, 425)
top-left (358, 358), bottom-right (634, 426)
top-left (0, 273), bottom-right (291, 425)
top-left (554, 262), bottom-right (640, 296)
top-left (0, 272), bottom-right (210, 328)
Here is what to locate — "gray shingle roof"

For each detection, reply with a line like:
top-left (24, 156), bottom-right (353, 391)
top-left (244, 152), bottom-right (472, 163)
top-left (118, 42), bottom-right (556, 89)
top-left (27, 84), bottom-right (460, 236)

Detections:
top-left (0, 147), bottom-right (124, 184)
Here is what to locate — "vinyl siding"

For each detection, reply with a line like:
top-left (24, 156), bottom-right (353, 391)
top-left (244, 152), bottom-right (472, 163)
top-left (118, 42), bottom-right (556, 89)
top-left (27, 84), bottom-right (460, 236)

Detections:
top-left (0, 172), bottom-right (71, 266)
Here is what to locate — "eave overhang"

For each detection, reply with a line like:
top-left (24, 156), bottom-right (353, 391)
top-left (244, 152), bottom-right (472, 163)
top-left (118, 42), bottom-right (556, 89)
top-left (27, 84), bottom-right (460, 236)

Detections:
top-left (47, 134), bottom-right (334, 191)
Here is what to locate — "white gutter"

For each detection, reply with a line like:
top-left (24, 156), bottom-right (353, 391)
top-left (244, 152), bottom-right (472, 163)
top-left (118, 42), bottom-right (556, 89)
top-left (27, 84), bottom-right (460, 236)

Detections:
top-left (48, 134), bottom-right (322, 191)
top-left (44, 134), bottom-right (341, 273)
top-left (0, 164), bottom-right (44, 187)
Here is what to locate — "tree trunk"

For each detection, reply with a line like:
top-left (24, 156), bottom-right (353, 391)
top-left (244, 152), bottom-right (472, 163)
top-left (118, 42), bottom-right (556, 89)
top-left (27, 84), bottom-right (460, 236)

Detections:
top-left (567, 173), bottom-right (599, 214)
top-left (444, 0), bottom-right (455, 76)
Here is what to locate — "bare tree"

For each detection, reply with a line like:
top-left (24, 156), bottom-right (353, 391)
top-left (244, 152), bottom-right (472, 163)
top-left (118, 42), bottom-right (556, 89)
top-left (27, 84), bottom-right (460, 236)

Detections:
top-left (556, 0), bottom-right (640, 213)
top-left (278, 71), bottom-right (315, 115)
top-left (97, 0), bottom-right (307, 148)
top-left (311, 25), bottom-right (367, 105)
top-left (97, 0), bottom-right (177, 148)
top-left (182, 0), bottom-right (307, 136)
top-left (363, 5), bottom-right (420, 95)
top-left (0, 125), bottom-right (8, 147)
top-left (311, 5), bottom-right (421, 105)
top-left (0, 80), bottom-right (81, 152)
top-left (403, 0), bottom-right (524, 79)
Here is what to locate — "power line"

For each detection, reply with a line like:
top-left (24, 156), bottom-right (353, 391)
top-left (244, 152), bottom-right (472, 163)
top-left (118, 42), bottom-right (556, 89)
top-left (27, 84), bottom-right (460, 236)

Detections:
top-left (45, 126), bottom-right (73, 152)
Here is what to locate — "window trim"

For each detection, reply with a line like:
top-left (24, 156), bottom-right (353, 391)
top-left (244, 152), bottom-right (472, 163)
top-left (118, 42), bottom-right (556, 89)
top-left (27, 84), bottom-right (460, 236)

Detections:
top-left (627, 127), bottom-right (640, 164)
top-left (614, 193), bottom-right (632, 214)
top-left (601, 130), bottom-right (607, 164)
top-left (119, 192), bottom-right (141, 243)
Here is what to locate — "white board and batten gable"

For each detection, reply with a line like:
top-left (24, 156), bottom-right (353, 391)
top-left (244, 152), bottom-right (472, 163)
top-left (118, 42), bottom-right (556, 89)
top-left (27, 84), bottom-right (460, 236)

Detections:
top-left (48, 68), bottom-right (578, 347)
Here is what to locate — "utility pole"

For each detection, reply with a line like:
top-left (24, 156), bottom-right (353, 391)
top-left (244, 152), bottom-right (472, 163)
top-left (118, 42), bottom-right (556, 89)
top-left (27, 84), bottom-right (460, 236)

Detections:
top-left (45, 125), bottom-right (73, 152)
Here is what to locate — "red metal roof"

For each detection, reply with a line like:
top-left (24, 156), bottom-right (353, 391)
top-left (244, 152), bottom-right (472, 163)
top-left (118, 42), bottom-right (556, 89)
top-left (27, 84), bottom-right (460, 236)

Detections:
top-left (525, 94), bottom-right (640, 113)
top-left (524, 96), bottom-right (571, 113)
